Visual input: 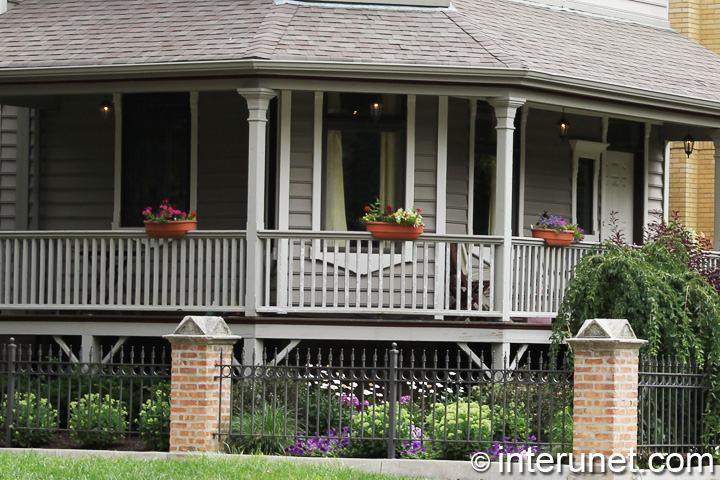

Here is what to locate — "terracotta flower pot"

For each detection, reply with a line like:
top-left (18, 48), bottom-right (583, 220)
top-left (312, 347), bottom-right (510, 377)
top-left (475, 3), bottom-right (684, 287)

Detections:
top-left (531, 228), bottom-right (574, 247)
top-left (144, 220), bottom-right (197, 238)
top-left (365, 221), bottom-right (424, 240)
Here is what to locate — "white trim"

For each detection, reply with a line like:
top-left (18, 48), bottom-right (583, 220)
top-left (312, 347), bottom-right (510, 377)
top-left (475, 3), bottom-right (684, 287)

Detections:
top-left (312, 92), bottom-right (323, 231)
top-left (467, 99), bottom-right (477, 235)
top-left (278, 91), bottom-right (292, 230)
top-left (3, 62), bottom-right (720, 123)
top-left (436, 96), bottom-right (448, 234)
top-left (663, 140), bottom-right (670, 222)
top-left (569, 139), bottom-right (608, 242)
top-left (112, 93), bottom-right (122, 229)
top-left (643, 122), bottom-right (650, 228)
top-left (189, 91), bottom-right (198, 213)
top-left (405, 94), bottom-right (416, 208)
top-left (285, 0), bottom-right (450, 8)
top-left (0, 0), bottom-right (6, 14)
top-left (517, 106), bottom-right (528, 235)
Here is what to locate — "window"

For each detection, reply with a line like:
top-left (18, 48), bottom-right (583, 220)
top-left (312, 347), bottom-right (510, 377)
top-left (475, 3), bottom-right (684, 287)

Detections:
top-left (120, 93), bottom-right (191, 227)
top-left (576, 158), bottom-right (594, 234)
top-left (570, 140), bottom-right (607, 238)
top-left (323, 93), bottom-right (405, 231)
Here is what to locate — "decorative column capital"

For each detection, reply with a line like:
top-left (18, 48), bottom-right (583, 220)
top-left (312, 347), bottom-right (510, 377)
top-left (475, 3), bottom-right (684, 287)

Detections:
top-left (237, 88), bottom-right (277, 122)
top-left (488, 97), bottom-right (526, 129)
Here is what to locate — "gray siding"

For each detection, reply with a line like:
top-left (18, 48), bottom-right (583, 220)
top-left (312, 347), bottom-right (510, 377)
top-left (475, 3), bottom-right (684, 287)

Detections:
top-left (39, 95), bottom-right (114, 230)
top-left (522, 109), bottom-right (602, 233)
top-left (415, 96), bottom-right (438, 232)
top-left (0, 105), bottom-right (18, 230)
top-left (647, 124), bottom-right (665, 220)
top-left (197, 91), bottom-right (248, 230)
top-left (1, 105), bottom-right (37, 230)
top-left (289, 91), bottom-right (314, 230)
top-left (446, 98), bottom-right (470, 235)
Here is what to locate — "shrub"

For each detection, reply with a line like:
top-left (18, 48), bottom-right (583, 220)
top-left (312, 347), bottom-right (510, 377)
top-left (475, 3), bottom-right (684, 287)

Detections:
top-left (349, 402), bottom-right (421, 458)
top-left (138, 383), bottom-right (170, 451)
top-left (0, 392), bottom-right (58, 447)
top-left (69, 393), bottom-right (128, 448)
top-left (230, 402), bottom-right (297, 455)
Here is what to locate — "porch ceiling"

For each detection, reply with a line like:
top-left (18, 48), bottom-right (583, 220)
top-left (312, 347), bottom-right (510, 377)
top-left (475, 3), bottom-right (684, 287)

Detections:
top-left (1, 0), bottom-right (720, 112)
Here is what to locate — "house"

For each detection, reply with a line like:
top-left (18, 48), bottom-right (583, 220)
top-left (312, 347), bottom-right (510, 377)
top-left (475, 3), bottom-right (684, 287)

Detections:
top-left (667, 0), bottom-right (720, 244)
top-left (1, 0), bottom-right (720, 364)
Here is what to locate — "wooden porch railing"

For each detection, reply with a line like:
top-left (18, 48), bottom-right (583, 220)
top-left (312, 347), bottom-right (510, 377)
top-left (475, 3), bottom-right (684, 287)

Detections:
top-left (257, 231), bottom-right (503, 317)
top-left (0, 231), bottom-right (246, 312)
top-left (0, 229), bottom-right (606, 318)
top-left (510, 238), bottom-right (596, 316)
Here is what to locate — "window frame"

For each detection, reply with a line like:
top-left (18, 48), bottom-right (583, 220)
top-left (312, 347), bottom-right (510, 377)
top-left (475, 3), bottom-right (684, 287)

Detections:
top-left (570, 139), bottom-right (608, 242)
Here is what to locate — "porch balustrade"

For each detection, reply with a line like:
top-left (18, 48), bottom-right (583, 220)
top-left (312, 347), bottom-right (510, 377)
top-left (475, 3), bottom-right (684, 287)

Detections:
top-left (0, 230), bottom-right (604, 319)
top-left (0, 231), bottom-right (246, 312)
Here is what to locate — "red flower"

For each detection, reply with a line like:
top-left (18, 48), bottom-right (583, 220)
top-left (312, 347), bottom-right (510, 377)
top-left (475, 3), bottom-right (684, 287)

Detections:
top-left (364, 206), bottom-right (371, 212)
top-left (417, 208), bottom-right (422, 213)
top-left (190, 211), bottom-right (197, 217)
top-left (387, 205), bottom-right (392, 212)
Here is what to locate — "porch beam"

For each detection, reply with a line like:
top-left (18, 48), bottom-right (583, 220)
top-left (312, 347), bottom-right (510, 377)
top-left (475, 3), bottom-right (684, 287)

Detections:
top-left (489, 97), bottom-right (525, 322)
top-left (14, 107), bottom-right (30, 230)
top-left (238, 87), bottom-right (277, 317)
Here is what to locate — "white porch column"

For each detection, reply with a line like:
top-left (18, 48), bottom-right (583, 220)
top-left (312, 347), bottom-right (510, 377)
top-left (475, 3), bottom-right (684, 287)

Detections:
top-left (238, 88), bottom-right (276, 317)
top-left (489, 98), bottom-right (525, 322)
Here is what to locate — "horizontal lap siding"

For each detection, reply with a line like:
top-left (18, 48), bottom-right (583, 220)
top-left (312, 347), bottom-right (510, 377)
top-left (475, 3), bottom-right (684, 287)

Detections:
top-left (289, 92), bottom-right (313, 230)
top-left (39, 96), bottom-right (114, 230)
top-left (415, 96), bottom-right (438, 232)
top-left (647, 124), bottom-right (665, 221)
top-left (0, 105), bottom-right (18, 230)
top-left (197, 91), bottom-right (248, 230)
top-left (522, 109), bottom-right (601, 234)
top-left (447, 98), bottom-right (470, 235)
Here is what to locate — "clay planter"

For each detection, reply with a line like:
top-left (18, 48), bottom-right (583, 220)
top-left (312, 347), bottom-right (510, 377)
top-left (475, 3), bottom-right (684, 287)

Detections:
top-left (144, 220), bottom-right (197, 238)
top-left (366, 221), bottom-right (424, 240)
top-left (531, 228), bottom-right (574, 247)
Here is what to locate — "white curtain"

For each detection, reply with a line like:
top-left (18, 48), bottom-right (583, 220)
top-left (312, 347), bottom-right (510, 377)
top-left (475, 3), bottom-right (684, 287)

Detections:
top-left (325, 130), bottom-right (347, 231)
top-left (380, 132), bottom-right (398, 209)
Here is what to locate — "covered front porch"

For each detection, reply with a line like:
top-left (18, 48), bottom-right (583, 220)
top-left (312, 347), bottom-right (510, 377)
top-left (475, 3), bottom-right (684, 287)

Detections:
top-left (2, 79), bottom-right (720, 328)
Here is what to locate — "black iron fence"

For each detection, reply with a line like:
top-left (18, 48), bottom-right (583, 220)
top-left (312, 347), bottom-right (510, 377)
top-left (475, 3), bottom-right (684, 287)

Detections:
top-left (0, 338), bottom-right (170, 450)
top-left (218, 343), bottom-right (574, 460)
top-left (638, 356), bottom-right (718, 459)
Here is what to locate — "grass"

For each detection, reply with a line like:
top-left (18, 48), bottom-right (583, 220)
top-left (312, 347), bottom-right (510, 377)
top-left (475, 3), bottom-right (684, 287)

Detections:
top-left (0, 452), bottom-right (425, 480)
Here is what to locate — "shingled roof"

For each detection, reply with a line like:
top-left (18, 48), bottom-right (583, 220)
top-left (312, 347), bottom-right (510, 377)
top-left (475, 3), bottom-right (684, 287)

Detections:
top-left (0, 0), bottom-right (719, 103)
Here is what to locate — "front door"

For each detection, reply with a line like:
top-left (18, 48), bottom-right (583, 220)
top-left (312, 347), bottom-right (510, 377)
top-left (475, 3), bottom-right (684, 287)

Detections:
top-left (600, 151), bottom-right (634, 243)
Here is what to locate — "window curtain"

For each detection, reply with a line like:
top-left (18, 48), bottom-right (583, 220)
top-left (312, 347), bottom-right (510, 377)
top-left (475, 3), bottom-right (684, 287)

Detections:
top-left (325, 129), bottom-right (347, 231)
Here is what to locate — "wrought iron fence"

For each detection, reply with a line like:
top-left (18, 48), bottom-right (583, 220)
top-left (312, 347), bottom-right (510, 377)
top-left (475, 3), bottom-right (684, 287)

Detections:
top-left (0, 338), bottom-right (170, 449)
top-left (218, 344), bottom-right (573, 459)
top-left (638, 356), bottom-right (718, 458)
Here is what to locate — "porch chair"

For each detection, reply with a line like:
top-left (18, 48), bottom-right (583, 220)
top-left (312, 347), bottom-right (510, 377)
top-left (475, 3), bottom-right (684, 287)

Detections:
top-left (447, 243), bottom-right (491, 317)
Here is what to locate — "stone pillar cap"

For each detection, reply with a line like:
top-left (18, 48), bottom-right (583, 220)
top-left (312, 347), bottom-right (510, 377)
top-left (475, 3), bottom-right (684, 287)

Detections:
top-left (163, 315), bottom-right (242, 345)
top-left (566, 318), bottom-right (647, 345)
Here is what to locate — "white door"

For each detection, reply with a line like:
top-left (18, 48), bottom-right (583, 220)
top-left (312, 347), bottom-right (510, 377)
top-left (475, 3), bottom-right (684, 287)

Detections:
top-left (601, 151), bottom-right (634, 243)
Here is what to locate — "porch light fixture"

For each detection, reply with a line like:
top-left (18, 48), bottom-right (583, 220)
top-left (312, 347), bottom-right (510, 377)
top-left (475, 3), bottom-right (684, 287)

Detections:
top-left (99, 100), bottom-right (113, 121)
top-left (370, 102), bottom-right (382, 122)
top-left (557, 110), bottom-right (569, 141)
top-left (683, 134), bottom-right (695, 158)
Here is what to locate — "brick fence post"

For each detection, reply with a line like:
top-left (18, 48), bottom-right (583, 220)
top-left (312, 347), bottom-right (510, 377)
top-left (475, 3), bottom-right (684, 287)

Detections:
top-left (566, 319), bottom-right (647, 477)
top-left (163, 316), bottom-right (241, 453)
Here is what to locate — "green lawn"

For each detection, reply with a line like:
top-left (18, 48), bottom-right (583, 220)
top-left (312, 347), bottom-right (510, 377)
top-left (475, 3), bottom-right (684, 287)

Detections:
top-left (0, 452), bottom-right (424, 480)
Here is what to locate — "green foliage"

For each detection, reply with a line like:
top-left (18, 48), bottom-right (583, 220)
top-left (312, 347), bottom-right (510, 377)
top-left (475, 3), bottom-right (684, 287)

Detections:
top-left (551, 217), bottom-right (720, 439)
top-left (425, 401), bottom-right (529, 460)
top-left (0, 392), bottom-right (58, 447)
top-left (230, 402), bottom-right (297, 455)
top-left (349, 402), bottom-right (420, 458)
top-left (138, 383), bottom-right (170, 451)
top-left (69, 393), bottom-right (128, 448)
top-left (552, 240), bottom-right (720, 363)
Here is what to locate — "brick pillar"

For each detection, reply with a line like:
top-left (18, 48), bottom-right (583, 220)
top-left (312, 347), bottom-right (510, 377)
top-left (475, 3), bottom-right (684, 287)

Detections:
top-left (164, 316), bottom-right (240, 453)
top-left (567, 319), bottom-right (647, 475)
